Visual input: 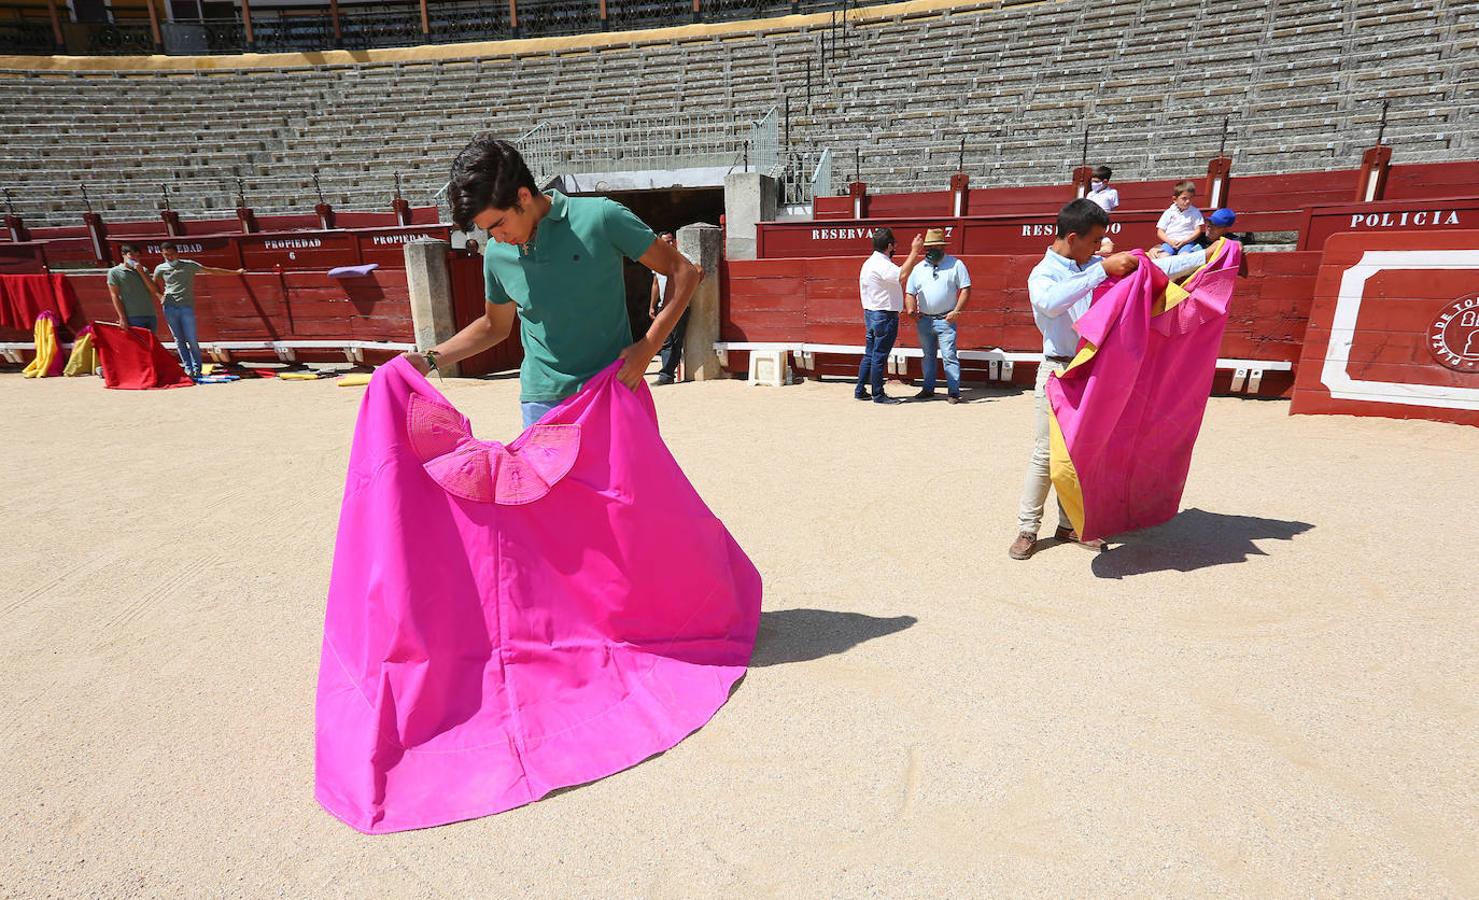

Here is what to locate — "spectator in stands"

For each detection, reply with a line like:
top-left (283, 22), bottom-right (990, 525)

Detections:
top-left (905, 228), bottom-right (971, 404)
top-left (1154, 181), bottom-right (1205, 256)
top-left (648, 232), bottom-right (691, 386)
top-left (405, 135), bottom-right (701, 429)
top-left (465, 239), bottom-right (481, 256)
top-left (152, 241), bottom-right (245, 380)
top-left (106, 243), bottom-right (162, 333)
top-left (1086, 165), bottom-right (1119, 213)
top-left (1009, 199), bottom-right (1218, 561)
top-left (855, 227), bottom-right (924, 404)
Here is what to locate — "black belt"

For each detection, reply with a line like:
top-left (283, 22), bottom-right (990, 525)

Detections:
top-left (1046, 355), bottom-right (1073, 363)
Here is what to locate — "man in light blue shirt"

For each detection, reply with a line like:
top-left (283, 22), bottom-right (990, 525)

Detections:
top-left (904, 228), bottom-right (971, 403)
top-left (1010, 199), bottom-right (1213, 560)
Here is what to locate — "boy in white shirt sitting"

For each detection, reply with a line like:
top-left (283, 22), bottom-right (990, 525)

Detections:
top-left (1154, 180), bottom-right (1205, 256)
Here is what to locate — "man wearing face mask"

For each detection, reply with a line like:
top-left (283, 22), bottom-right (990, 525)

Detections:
top-left (1008, 199), bottom-right (1214, 560)
top-left (1085, 165), bottom-right (1119, 213)
top-left (904, 228), bottom-right (971, 403)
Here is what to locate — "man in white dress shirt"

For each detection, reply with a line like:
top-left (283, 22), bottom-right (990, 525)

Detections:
top-left (855, 228), bottom-right (924, 404)
top-left (1009, 199), bottom-right (1215, 560)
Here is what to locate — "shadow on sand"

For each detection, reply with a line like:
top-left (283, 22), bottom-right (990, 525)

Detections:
top-left (750, 608), bottom-right (918, 667)
top-left (1092, 507), bottom-right (1314, 579)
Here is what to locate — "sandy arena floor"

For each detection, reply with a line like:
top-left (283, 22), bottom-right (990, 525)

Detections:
top-left (1, 369), bottom-right (1475, 898)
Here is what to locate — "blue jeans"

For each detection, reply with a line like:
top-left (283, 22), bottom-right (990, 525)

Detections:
top-left (1159, 241), bottom-right (1201, 256)
top-left (127, 315), bottom-right (157, 331)
top-left (162, 304), bottom-right (202, 375)
top-left (856, 309), bottom-right (900, 399)
top-left (521, 400), bottom-right (558, 429)
top-left (916, 315), bottom-right (960, 396)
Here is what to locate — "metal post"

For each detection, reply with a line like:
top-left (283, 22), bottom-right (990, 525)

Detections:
top-left (692, 0), bottom-right (700, 24)
top-left (145, 0), bottom-right (163, 52)
top-left (394, 171), bottom-right (404, 200)
top-left (80, 184), bottom-right (94, 214)
top-left (854, 147), bottom-right (860, 183)
top-left (419, 0), bottom-right (430, 36)
top-left (784, 95), bottom-right (790, 152)
top-left (329, 0), bottom-right (342, 47)
top-left (806, 57), bottom-right (811, 107)
top-left (508, 0), bottom-right (518, 35)
top-left (1080, 127), bottom-right (1089, 169)
top-left (598, 0), bottom-right (608, 30)
top-left (1219, 115), bottom-right (1230, 158)
top-left (958, 136), bottom-right (965, 173)
top-left (313, 172), bottom-right (326, 205)
top-left (45, 0), bottom-right (65, 52)
top-left (236, 177), bottom-right (246, 208)
top-left (241, 0), bottom-right (255, 49)
top-left (160, 183), bottom-right (171, 212)
top-left (1376, 99), bottom-right (1389, 145)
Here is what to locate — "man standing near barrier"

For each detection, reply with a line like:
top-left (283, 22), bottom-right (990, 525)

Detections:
top-left (855, 227), bottom-right (924, 404)
top-left (905, 228), bottom-right (970, 404)
top-left (648, 232), bottom-right (688, 385)
top-left (402, 135), bottom-right (701, 428)
top-left (1009, 199), bottom-right (1215, 560)
top-left (107, 244), bottom-right (163, 333)
top-left (152, 241), bottom-right (245, 380)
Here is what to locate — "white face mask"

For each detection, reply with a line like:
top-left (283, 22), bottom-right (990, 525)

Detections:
top-left (1090, 180), bottom-right (1104, 190)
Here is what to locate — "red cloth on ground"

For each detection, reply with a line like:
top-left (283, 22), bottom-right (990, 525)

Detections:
top-left (91, 322), bottom-right (195, 390)
top-left (0, 273), bottom-right (80, 330)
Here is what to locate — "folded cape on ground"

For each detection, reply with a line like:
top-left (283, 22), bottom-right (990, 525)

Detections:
top-left (63, 326), bottom-right (98, 376)
top-left (315, 357), bottom-right (762, 834)
top-left (90, 322), bottom-right (195, 390)
top-left (21, 310), bottom-right (63, 378)
top-left (1047, 240), bottom-right (1243, 542)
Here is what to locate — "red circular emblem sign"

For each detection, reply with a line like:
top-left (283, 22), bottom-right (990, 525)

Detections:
top-left (1427, 292), bottom-right (1479, 372)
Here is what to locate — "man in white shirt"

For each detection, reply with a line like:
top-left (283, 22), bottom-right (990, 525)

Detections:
top-left (1085, 165), bottom-right (1119, 213)
top-left (856, 228), bottom-right (924, 404)
top-left (648, 232), bottom-right (688, 385)
top-left (905, 228), bottom-right (972, 404)
top-left (1009, 199), bottom-right (1215, 561)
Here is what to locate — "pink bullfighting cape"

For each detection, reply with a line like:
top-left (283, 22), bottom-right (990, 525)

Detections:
top-left (316, 357), bottom-right (762, 833)
top-left (1047, 239), bottom-right (1243, 542)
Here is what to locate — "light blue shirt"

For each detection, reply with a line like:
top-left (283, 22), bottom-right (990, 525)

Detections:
top-left (905, 254), bottom-right (971, 315)
top-left (1027, 249), bottom-right (1207, 357)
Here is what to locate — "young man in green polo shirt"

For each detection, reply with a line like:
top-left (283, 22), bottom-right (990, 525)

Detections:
top-left (106, 243), bottom-right (164, 332)
top-left (403, 135), bottom-right (701, 428)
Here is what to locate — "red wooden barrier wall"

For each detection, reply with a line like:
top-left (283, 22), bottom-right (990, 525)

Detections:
top-left (1291, 230), bottom-right (1479, 426)
top-left (722, 250), bottom-right (1317, 396)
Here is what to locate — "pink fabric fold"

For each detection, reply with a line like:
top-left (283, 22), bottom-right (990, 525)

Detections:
top-left (1047, 243), bottom-right (1243, 541)
top-left (315, 356), bottom-right (762, 833)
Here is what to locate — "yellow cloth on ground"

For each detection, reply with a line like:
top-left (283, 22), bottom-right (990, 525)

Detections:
top-left (22, 315), bottom-right (60, 378)
top-left (279, 372), bottom-right (324, 381)
top-left (337, 373), bottom-right (372, 387)
top-left (63, 332), bottom-right (98, 376)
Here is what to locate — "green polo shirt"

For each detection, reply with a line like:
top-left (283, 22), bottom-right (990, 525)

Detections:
top-left (484, 190), bottom-right (656, 403)
top-left (106, 264), bottom-right (155, 318)
top-left (153, 258), bottom-right (204, 306)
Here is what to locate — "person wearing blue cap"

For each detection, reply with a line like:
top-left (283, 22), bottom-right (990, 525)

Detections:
top-left (1203, 207), bottom-right (1240, 244)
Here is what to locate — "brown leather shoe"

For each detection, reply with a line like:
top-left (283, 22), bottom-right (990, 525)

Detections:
top-left (1008, 532), bottom-right (1037, 560)
top-left (1054, 525), bottom-right (1107, 551)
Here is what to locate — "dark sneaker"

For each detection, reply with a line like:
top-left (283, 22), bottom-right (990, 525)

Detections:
top-left (655, 373), bottom-right (675, 385)
top-left (1054, 525), bottom-right (1107, 551)
top-left (1009, 532), bottom-right (1037, 560)
top-left (873, 395), bottom-right (904, 405)
top-left (855, 389), bottom-right (872, 401)
top-left (912, 389), bottom-right (936, 400)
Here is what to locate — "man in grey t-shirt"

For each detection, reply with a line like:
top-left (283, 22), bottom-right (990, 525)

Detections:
top-left (106, 243), bottom-right (163, 331)
top-left (152, 241), bottom-right (244, 378)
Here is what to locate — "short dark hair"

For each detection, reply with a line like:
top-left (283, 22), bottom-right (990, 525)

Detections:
top-left (160, 240), bottom-right (177, 251)
top-left (1173, 180), bottom-right (1197, 195)
top-left (1056, 199), bottom-right (1110, 238)
top-left (447, 133), bottom-right (539, 231)
top-left (871, 227), bottom-right (895, 253)
top-left (119, 243), bottom-right (138, 254)
top-left (1092, 165), bottom-right (1112, 181)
